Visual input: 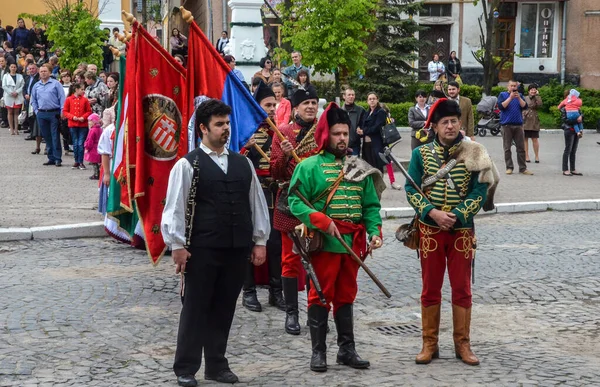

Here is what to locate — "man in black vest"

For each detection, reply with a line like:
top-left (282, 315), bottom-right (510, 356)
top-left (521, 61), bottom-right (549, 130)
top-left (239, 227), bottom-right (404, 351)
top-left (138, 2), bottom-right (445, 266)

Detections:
top-left (239, 81), bottom-right (285, 312)
top-left (162, 99), bottom-right (271, 386)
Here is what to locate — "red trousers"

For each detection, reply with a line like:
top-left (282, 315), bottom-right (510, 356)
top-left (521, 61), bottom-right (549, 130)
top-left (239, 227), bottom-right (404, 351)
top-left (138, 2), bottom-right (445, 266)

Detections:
top-left (307, 251), bottom-right (360, 315)
top-left (418, 222), bottom-right (474, 309)
top-left (280, 233), bottom-right (306, 289)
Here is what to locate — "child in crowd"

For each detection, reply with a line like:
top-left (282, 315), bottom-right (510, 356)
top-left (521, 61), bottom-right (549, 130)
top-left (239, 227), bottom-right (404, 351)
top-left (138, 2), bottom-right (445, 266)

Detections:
top-left (62, 83), bottom-right (91, 169)
top-left (84, 113), bottom-right (102, 180)
top-left (97, 106), bottom-right (116, 215)
top-left (558, 89), bottom-right (583, 135)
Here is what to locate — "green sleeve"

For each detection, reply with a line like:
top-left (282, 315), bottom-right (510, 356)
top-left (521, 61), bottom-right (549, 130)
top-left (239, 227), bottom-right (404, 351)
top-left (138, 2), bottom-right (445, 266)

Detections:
top-left (451, 172), bottom-right (488, 226)
top-left (288, 161), bottom-right (323, 230)
top-left (404, 147), bottom-right (435, 221)
top-left (361, 175), bottom-right (383, 240)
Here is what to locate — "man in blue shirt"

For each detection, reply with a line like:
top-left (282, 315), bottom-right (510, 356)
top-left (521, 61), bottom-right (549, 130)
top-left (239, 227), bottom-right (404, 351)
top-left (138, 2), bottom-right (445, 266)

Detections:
top-left (497, 80), bottom-right (533, 175)
top-left (31, 63), bottom-right (66, 167)
top-left (282, 51), bottom-right (310, 94)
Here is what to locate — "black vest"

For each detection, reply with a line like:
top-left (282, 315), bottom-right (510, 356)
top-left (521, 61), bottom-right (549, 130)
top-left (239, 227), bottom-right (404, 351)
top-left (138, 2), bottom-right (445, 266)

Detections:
top-left (184, 148), bottom-right (254, 249)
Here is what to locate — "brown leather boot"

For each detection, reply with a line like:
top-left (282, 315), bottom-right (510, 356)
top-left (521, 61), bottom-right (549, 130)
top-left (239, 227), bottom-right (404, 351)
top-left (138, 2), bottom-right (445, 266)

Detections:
top-left (452, 305), bottom-right (480, 366)
top-left (415, 304), bottom-right (441, 364)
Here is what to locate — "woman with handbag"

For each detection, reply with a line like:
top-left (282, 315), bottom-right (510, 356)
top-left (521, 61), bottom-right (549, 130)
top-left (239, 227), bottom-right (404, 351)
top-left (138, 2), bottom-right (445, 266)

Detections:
top-left (2, 62), bottom-right (24, 135)
top-left (446, 51), bottom-right (462, 83)
top-left (360, 92), bottom-right (386, 172)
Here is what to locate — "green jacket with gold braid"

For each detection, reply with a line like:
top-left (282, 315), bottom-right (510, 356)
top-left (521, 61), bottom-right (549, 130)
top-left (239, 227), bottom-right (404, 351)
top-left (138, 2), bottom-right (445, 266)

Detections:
top-left (405, 137), bottom-right (488, 228)
top-left (288, 151), bottom-right (382, 253)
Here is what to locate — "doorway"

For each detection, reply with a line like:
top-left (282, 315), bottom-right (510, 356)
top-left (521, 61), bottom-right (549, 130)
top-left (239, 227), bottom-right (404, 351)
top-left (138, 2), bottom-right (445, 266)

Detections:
top-left (495, 19), bottom-right (516, 82)
top-left (419, 24), bottom-right (451, 81)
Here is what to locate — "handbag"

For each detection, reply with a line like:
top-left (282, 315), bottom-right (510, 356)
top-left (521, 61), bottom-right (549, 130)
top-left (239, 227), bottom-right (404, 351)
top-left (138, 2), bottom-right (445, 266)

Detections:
top-left (455, 74), bottom-right (463, 85)
top-left (381, 116), bottom-right (401, 146)
top-left (293, 171), bottom-right (344, 254)
top-left (396, 215), bottom-right (419, 250)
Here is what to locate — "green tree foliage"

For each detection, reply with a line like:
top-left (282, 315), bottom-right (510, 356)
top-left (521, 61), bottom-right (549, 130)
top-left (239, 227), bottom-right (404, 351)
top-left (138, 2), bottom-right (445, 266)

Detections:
top-left (278, 0), bottom-right (378, 91)
top-left (21, 1), bottom-right (106, 72)
top-left (355, 0), bottom-right (425, 103)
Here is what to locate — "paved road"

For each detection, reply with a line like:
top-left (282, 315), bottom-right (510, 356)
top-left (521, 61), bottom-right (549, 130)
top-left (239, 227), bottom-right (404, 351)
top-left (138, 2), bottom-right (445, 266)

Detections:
top-left (1, 129), bottom-right (599, 228)
top-left (1, 211), bottom-right (599, 386)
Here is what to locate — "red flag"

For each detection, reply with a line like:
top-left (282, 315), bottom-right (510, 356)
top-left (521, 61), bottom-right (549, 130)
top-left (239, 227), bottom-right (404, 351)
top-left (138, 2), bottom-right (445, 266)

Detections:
top-left (128, 22), bottom-right (187, 264)
top-left (186, 21), bottom-right (266, 151)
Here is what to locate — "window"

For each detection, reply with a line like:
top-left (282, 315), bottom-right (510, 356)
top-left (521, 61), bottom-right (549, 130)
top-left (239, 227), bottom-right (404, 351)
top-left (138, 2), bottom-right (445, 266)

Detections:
top-left (519, 3), bottom-right (555, 58)
top-left (421, 4), bottom-right (452, 17)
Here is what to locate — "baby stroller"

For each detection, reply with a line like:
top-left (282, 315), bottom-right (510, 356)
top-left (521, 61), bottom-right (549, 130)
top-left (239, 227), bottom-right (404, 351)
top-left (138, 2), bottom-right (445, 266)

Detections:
top-left (476, 96), bottom-right (501, 137)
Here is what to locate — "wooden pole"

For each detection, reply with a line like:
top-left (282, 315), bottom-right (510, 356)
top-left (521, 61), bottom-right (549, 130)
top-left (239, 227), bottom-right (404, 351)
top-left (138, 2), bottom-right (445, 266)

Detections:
top-left (265, 117), bottom-right (301, 163)
top-left (253, 144), bottom-right (270, 162)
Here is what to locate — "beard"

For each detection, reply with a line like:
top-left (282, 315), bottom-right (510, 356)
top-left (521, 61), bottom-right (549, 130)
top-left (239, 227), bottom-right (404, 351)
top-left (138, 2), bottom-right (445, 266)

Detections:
top-left (326, 143), bottom-right (347, 158)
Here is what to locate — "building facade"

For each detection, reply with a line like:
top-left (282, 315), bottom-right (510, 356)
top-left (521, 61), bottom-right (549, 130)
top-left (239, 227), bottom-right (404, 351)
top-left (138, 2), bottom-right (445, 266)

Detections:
top-left (415, 0), bottom-right (598, 88)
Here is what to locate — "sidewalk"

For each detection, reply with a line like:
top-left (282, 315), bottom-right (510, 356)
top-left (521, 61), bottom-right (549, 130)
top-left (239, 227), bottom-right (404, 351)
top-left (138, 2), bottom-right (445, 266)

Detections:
top-left (1, 128), bottom-right (599, 229)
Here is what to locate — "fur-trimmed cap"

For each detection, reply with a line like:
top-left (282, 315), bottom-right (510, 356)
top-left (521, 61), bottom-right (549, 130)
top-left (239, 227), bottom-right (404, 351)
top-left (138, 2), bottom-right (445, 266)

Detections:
top-left (290, 84), bottom-right (318, 107)
top-left (314, 102), bottom-right (351, 152)
top-left (253, 80), bottom-right (275, 104)
top-left (423, 98), bottom-right (462, 128)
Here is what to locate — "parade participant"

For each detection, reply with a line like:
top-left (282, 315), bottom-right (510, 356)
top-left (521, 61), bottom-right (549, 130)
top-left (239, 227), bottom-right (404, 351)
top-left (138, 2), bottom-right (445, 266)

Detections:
top-left (405, 98), bottom-right (499, 366)
top-left (270, 84), bottom-right (320, 335)
top-left (161, 99), bottom-right (270, 386)
top-left (288, 102), bottom-right (384, 372)
top-left (239, 81), bottom-right (285, 312)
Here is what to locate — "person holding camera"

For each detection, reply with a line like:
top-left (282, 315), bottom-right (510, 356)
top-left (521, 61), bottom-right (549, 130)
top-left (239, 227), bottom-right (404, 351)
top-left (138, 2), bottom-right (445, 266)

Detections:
top-left (497, 80), bottom-right (533, 176)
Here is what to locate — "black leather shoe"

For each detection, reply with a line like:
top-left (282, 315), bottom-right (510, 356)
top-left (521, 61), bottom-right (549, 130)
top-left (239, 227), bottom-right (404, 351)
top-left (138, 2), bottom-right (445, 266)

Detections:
top-left (43, 161), bottom-right (56, 166)
top-left (242, 289), bottom-right (262, 312)
top-left (24, 136), bottom-right (35, 141)
top-left (177, 374), bottom-right (198, 386)
top-left (335, 304), bottom-right (370, 369)
top-left (55, 162), bottom-right (62, 167)
top-left (282, 277), bottom-right (301, 335)
top-left (205, 369), bottom-right (239, 384)
top-left (268, 288), bottom-right (286, 311)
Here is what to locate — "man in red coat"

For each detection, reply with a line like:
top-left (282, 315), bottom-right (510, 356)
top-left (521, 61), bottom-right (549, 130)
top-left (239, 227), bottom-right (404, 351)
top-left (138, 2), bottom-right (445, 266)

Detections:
top-left (270, 85), bottom-right (319, 335)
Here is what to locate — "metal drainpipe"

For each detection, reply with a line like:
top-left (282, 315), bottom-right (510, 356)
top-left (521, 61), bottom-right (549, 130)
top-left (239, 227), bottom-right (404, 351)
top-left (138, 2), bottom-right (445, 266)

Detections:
top-left (223, 0), bottom-right (228, 34)
top-left (207, 0), bottom-right (214, 42)
top-left (560, 0), bottom-right (567, 85)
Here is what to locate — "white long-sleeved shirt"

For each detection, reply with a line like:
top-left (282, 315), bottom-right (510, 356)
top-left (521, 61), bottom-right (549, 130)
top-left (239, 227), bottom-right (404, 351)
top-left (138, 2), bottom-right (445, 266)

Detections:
top-left (161, 142), bottom-right (270, 251)
top-left (428, 61), bottom-right (445, 82)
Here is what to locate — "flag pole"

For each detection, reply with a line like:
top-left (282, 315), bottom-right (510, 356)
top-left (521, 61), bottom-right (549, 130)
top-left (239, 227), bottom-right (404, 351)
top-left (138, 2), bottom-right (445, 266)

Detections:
top-left (253, 144), bottom-right (270, 162)
top-left (265, 117), bottom-right (301, 163)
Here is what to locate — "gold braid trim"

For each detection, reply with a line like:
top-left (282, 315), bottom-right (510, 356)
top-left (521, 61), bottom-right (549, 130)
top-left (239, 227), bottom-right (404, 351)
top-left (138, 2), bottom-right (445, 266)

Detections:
top-left (408, 192), bottom-right (429, 215)
top-left (295, 124), bottom-right (318, 157)
top-left (454, 229), bottom-right (474, 259)
top-left (418, 222), bottom-right (440, 259)
top-left (456, 196), bottom-right (483, 219)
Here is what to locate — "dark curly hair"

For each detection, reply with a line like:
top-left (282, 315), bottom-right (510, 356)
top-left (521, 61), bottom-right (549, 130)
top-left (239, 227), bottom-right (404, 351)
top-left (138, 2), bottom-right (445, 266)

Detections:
top-left (195, 99), bottom-right (232, 138)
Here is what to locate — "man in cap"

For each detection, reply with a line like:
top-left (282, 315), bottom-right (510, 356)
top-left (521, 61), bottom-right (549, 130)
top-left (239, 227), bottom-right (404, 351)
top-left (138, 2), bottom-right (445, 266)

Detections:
top-left (239, 81), bottom-right (285, 313)
top-left (270, 84), bottom-right (320, 335)
top-left (405, 98), bottom-right (499, 367)
top-left (288, 102), bottom-right (384, 372)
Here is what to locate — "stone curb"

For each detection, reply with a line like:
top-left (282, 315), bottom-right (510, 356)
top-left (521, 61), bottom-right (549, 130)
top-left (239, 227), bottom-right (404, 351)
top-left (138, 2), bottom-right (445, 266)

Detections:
top-left (0, 222), bottom-right (105, 242)
top-left (380, 199), bottom-right (600, 219)
top-left (1, 200), bottom-right (599, 242)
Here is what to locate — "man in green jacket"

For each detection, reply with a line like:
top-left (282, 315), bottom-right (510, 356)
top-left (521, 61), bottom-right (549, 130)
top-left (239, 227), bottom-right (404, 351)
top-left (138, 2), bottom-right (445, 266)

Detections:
top-left (288, 103), bottom-right (384, 373)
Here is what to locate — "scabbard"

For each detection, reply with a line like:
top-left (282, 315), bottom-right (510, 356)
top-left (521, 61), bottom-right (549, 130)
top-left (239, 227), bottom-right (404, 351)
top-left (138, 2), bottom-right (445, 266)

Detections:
top-left (288, 232), bottom-right (327, 305)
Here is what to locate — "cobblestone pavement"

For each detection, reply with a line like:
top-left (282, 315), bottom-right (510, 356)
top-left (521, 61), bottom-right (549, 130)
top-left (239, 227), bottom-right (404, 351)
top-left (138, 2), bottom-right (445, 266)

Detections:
top-left (1, 211), bottom-right (599, 386)
top-left (2, 128), bottom-right (600, 227)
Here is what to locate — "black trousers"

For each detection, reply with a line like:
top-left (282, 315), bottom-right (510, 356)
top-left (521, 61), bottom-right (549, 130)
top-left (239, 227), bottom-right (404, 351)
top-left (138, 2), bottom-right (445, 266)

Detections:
top-left (0, 106), bottom-right (7, 125)
top-left (173, 247), bottom-right (249, 377)
top-left (244, 208), bottom-right (282, 290)
top-left (59, 118), bottom-right (71, 150)
top-left (562, 129), bottom-right (579, 172)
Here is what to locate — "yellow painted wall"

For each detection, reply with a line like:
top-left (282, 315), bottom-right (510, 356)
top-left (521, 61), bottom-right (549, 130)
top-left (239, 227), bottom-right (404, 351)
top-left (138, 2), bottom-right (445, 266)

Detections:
top-left (0, 0), bottom-right (50, 27)
top-left (0, 0), bottom-right (103, 28)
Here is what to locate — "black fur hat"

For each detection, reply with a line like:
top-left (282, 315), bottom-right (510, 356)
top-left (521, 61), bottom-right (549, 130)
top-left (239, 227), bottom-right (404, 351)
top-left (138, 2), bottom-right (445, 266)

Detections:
top-left (290, 84), bottom-right (318, 107)
top-left (425, 98), bottom-right (462, 128)
top-left (253, 81), bottom-right (276, 103)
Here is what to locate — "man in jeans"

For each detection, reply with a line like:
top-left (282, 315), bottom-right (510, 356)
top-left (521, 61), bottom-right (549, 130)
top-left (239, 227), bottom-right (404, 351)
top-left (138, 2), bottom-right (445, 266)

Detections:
top-left (31, 64), bottom-right (65, 167)
top-left (497, 80), bottom-right (533, 175)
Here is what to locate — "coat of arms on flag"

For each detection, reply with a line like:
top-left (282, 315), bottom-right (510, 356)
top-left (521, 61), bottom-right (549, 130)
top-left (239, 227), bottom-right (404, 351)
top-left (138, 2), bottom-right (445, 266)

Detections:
top-left (143, 95), bottom-right (182, 160)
